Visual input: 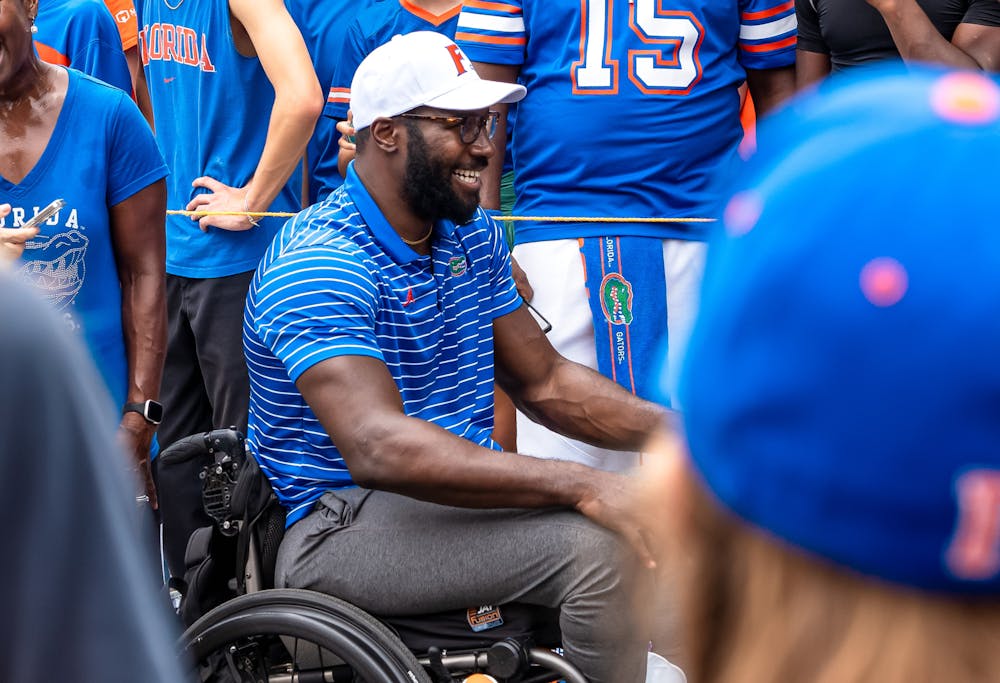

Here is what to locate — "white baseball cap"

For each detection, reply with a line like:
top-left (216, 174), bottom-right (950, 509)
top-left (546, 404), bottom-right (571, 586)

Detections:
top-left (349, 31), bottom-right (527, 131)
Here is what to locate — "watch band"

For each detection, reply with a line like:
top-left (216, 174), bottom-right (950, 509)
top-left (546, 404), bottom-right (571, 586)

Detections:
top-left (122, 400), bottom-right (163, 426)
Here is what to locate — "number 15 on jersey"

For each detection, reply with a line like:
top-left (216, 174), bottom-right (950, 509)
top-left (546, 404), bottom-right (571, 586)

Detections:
top-left (572, 0), bottom-right (705, 95)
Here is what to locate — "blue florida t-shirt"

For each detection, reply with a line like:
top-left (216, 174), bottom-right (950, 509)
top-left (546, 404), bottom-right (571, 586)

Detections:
top-left (0, 69), bottom-right (168, 410)
top-left (456, 0), bottom-right (797, 242)
top-left (139, 0), bottom-right (301, 277)
top-left (245, 164), bottom-right (522, 526)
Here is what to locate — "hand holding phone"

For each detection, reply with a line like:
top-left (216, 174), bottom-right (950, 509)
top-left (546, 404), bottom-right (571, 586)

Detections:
top-left (21, 198), bottom-right (66, 230)
top-left (0, 200), bottom-right (64, 264)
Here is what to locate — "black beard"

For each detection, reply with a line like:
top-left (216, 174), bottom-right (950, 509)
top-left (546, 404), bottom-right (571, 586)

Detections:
top-left (401, 122), bottom-right (480, 225)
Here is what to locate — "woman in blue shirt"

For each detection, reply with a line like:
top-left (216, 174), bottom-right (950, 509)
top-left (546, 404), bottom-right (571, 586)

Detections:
top-left (0, 0), bottom-right (168, 507)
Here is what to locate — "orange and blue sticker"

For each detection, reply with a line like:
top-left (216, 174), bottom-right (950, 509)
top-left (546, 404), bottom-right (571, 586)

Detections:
top-left (467, 605), bottom-right (504, 632)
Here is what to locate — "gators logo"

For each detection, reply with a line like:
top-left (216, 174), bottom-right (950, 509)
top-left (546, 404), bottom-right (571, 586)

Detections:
top-left (20, 230), bottom-right (90, 311)
top-left (600, 273), bottom-right (634, 325)
top-left (449, 256), bottom-right (467, 276)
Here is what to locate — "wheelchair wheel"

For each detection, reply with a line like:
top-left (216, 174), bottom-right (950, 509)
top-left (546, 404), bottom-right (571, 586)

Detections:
top-left (180, 588), bottom-right (431, 683)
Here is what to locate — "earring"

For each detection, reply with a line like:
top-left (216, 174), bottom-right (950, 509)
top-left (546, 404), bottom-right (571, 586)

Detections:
top-left (30, 23), bottom-right (39, 34)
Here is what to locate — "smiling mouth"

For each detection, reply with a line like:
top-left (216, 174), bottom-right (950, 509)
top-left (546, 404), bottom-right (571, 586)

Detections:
top-left (453, 169), bottom-right (481, 185)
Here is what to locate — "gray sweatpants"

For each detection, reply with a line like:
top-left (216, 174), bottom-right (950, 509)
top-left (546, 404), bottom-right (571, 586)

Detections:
top-left (276, 489), bottom-right (648, 683)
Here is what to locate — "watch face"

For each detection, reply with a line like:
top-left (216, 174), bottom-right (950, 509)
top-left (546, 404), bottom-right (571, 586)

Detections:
top-left (145, 400), bottom-right (164, 424)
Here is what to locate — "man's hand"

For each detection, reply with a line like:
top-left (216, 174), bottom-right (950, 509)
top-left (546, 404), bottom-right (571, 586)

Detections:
top-left (336, 115), bottom-right (356, 151)
top-left (336, 111), bottom-right (357, 177)
top-left (0, 204), bottom-right (39, 263)
top-left (118, 411), bottom-right (159, 509)
top-left (186, 177), bottom-right (259, 232)
top-left (575, 471), bottom-right (659, 570)
top-left (510, 256), bottom-right (534, 302)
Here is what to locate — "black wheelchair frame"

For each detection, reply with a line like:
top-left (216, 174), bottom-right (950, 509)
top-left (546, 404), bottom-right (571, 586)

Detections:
top-left (169, 428), bottom-right (589, 683)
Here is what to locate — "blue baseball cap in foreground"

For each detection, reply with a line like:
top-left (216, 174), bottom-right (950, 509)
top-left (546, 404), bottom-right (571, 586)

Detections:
top-left (680, 65), bottom-right (1000, 594)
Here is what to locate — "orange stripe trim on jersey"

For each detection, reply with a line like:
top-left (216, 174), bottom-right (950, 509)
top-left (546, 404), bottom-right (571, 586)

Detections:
top-left (741, 0), bottom-right (794, 21)
top-left (739, 35), bottom-right (796, 52)
top-left (616, 236), bottom-right (638, 394)
top-left (327, 87), bottom-right (350, 103)
top-left (454, 31), bottom-right (526, 46)
top-left (399, 0), bottom-right (463, 26)
top-left (33, 41), bottom-right (70, 66)
top-left (598, 242), bottom-right (617, 386)
top-left (463, 0), bottom-right (523, 14)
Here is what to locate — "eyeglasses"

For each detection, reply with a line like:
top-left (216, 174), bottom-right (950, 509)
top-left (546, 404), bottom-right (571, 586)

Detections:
top-left (397, 110), bottom-right (500, 144)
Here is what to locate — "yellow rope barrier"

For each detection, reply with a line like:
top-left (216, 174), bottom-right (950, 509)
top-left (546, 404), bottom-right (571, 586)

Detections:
top-left (167, 209), bottom-right (716, 223)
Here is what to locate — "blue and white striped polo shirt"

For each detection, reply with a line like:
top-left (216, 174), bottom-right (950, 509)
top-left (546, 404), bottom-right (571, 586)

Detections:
top-left (244, 164), bottom-right (522, 526)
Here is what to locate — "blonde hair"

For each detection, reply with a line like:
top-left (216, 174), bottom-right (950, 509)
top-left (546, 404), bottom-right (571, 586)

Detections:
top-left (666, 462), bottom-right (1000, 683)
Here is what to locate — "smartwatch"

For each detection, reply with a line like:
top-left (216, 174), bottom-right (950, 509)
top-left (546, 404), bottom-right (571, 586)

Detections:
top-left (122, 400), bottom-right (164, 426)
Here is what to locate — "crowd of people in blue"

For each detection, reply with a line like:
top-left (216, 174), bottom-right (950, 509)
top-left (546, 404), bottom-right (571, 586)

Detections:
top-left (2, 0), bottom-right (1000, 681)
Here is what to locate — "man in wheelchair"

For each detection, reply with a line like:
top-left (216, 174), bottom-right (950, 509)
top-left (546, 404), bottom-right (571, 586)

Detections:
top-left (241, 32), bottom-right (673, 683)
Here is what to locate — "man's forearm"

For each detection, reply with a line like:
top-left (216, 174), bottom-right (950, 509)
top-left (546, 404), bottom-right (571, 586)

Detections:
top-left (874, 0), bottom-right (983, 68)
top-left (342, 410), bottom-right (658, 566)
top-left (514, 357), bottom-right (672, 452)
top-left (245, 96), bottom-right (320, 212)
top-left (345, 412), bottom-right (605, 509)
top-left (230, 0), bottom-right (325, 212)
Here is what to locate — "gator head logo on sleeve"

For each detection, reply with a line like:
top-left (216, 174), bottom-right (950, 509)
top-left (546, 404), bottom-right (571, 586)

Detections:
top-left (600, 273), bottom-right (634, 325)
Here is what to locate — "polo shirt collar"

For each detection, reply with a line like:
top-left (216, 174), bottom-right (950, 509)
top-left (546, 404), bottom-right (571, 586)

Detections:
top-left (344, 163), bottom-right (461, 265)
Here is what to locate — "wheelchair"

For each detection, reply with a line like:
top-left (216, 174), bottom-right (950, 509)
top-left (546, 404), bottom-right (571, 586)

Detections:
top-left (164, 428), bottom-right (589, 683)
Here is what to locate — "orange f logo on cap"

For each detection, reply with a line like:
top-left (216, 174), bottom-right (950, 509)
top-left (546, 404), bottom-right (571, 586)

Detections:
top-left (446, 44), bottom-right (469, 76)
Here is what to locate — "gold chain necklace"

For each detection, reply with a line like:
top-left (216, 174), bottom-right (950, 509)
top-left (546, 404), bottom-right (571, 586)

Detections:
top-left (401, 225), bottom-right (433, 246)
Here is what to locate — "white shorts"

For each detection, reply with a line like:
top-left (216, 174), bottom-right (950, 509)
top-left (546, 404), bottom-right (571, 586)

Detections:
top-left (512, 238), bottom-right (706, 472)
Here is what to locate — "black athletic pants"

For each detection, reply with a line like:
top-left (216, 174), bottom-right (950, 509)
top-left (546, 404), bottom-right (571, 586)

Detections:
top-left (154, 271), bottom-right (254, 579)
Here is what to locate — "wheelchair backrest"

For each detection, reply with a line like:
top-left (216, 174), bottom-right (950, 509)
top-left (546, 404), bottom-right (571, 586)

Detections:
top-left (240, 470), bottom-right (286, 593)
top-left (164, 428), bottom-right (286, 626)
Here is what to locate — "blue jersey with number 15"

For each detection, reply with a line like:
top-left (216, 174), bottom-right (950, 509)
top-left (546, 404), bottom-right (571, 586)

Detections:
top-left (456, 0), bottom-right (796, 242)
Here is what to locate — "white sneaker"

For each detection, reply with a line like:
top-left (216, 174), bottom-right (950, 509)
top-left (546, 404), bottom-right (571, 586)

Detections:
top-left (646, 652), bottom-right (686, 683)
